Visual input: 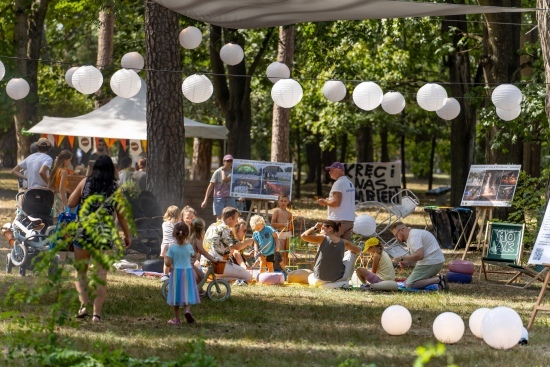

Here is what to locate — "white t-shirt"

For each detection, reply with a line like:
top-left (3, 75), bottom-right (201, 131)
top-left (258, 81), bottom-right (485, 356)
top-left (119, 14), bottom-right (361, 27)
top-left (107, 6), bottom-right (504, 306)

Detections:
top-left (327, 175), bottom-right (356, 221)
top-left (18, 152), bottom-right (53, 188)
top-left (406, 229), bottom-right (445, 266)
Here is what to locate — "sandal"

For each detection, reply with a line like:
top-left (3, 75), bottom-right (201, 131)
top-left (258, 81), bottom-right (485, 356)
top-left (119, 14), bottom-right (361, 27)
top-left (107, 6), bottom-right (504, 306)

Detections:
top-left (76, 306), bottom-right (88, 319)
top-left (184, 312), bottom-right (195, 324)
top-left (439, 274), bottom-right (450, 292)
top-left (167, 318), bottom-right (181, 325)
top-left (92, 315), bottom-right (101, 323)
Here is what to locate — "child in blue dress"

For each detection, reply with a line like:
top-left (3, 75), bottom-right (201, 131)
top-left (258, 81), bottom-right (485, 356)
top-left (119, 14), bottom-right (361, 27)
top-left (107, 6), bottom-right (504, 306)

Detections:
top-left (250, 215), bottom-right (279, 273)
top-left (164, 222), bottom-right (200, 324)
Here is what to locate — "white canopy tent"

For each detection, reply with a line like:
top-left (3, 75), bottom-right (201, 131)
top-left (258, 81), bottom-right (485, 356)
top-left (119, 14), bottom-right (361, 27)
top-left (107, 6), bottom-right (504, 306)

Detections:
top-left (28, 81), bottom-right (228, 141)
top-left (154, 0), bottom-right (533, 29)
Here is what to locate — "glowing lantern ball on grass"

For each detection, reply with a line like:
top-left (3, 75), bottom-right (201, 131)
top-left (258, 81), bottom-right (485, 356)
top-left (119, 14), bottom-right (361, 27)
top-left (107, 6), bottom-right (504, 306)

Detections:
top-left (381, 91), bottom-right (405, 115)
top-left (352, 82), bottom-right (383, 111)
top-left (182, 74), bottom-right (213, 103)
top-left (110, 69), bottom-right (141, 98)
top-left (433, 312), bottom-right (464, 344)
top-left (220, 43), bottom-right (244, 66)
top-left (65, 67), bottom-right (79, 88)
top-left (72, 66), bottom-right (103, 95)
top-left (491, 84), bottom-right (522, 111)
top-left (353, 215), bottom-right (376, 237)
top-left (121, 52), bottom-right (144, 72)
top-left (436, 98), bottom-right (461, 120)
top-left (416, 83), bottom-right (447, 112)
top-left (0, 60), bottom-right (5, 81)
top-left (322, 80), bottom-right (347, 102)
top-left (271, 79), bottom-right (303, 108)
top-left (481, 306), bottom-right (523, 350)
top-left (381, 305), bottom-right (412, 336)
top-left (179, 26), bottom-right (202, 49)
top-left (468, 307), bottom-right (490, 339)
top-left (6, 78), bottom-right (30, 100)
top-left (266, 62), bottom-right (290, 83)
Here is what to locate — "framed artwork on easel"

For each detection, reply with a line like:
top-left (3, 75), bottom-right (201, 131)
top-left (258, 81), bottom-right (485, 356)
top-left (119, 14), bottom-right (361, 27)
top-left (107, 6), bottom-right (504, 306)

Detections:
top-left (461, 164), bottom-right (521, 207)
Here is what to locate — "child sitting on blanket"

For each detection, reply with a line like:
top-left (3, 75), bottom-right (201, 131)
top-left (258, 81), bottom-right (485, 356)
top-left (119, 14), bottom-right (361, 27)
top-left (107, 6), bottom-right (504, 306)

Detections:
top-left (355, 238), bottom-right (395, 288)
top-left (250, 215), bottom-right (278, 273)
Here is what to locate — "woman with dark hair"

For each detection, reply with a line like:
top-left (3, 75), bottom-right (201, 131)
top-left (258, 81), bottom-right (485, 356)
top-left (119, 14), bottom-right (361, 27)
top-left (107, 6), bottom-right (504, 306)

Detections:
top-left (48, 149), bottom-right (73, 220)
top-left (68, 155), bottom-right (131, 323)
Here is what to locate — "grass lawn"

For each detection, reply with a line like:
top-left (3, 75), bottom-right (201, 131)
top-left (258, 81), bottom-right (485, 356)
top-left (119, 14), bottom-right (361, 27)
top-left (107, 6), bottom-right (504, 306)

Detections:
top-left (1, 169), bottom-right (549, 366)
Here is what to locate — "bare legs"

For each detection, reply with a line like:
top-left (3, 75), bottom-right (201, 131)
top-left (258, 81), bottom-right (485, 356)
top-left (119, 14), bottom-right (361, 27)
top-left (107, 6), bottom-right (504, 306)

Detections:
top-left (74, 247), bottom-right (108, 322)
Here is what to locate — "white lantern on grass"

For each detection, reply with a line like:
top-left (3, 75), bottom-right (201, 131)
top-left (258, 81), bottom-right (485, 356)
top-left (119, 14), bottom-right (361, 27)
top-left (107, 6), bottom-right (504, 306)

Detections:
top-left (266, 62), bottom-right (290, 83)
top-left (220, 43), bottom-right (244, 65)
top-left (179, 26), bottom-right (202, 49)
top-left (121, 52), bottom-right (144, 72)
top-left (433, 312), bottom-right (464, 344)
top-left (72, 66), bottom-right (103, 95)
top-left (110, 69), bottom-right (141, 98)
top-left (481, 306), bottom-right (523, 350)
top-left (436, 98), bottom-right (461, 120)
top-left (182, 74), bottom-right (213, 103)
top-left (381, 91), bottom-right (405, 114)
top-left (6, 78), bottom-right (30, 100)
top-left (353, 82), bottom-right (383, 111)
top-left (416, 83), bottom-right (447, 111)
top-left (496, 105), bottom-right (521, 121)
top-left (381, 305), bottom-right (412, 335)
top-left (322, 80), bottom-right (347, 102)
top-left (65, 67), bottom-right (79, 88)
top-left (468, 307), bottom-right (490, 339)
top-left (0, 60), bottom-right (5, 81)
top-left (492, 84), bottom-right (522, 111)
top-left (353, 215), bottom-right (376, 237)
top-left (271, 79), bottom-right (303, 108)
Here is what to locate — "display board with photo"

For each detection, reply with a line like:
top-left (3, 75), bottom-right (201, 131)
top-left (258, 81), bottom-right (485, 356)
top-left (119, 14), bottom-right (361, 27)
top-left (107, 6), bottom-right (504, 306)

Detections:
top-left (230, 159), bottom-right (294, 201)
top-left (460, 165), bottom-right (521, 207)
top-left (344, 162), bottom-right (402, 204)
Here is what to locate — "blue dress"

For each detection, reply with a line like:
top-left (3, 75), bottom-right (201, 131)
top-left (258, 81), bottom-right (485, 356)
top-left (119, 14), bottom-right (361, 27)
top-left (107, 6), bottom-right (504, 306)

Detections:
top-left (166, 243), bottom-right (200, 306)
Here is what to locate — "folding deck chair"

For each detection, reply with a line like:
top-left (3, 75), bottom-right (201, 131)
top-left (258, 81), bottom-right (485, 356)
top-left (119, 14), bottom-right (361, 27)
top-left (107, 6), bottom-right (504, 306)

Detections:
top-left (506, 264), bottom-right (549, 289)
top-left (480, 222), bottom-right (525, 281)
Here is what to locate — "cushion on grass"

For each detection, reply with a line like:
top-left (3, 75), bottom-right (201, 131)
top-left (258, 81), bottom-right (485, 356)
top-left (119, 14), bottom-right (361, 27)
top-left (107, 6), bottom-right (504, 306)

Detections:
top-left (287, 269), bottom-right (312, 284)
top-left (370, 280), bottom-right (399, 291)
top-left (447, 271), bottom-right (473, 284)
top-left (448, 259), bottom-right (475, 275)
top-left (258, 272), bottom-right (285, 285)
top-left (141, 259), bottom-right (164, 273)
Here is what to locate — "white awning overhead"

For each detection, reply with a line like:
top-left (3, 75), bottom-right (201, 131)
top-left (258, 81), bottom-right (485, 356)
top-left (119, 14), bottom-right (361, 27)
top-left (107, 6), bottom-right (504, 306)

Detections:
top-left (154, 0), bottom-right (533, 29)
top-left (28, 81), bottom-right (228, 141)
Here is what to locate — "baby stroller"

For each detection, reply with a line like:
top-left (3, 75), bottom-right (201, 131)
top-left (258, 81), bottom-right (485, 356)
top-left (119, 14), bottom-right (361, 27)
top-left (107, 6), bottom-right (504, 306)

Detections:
top-left (5, 188), bottom-right (55, 276)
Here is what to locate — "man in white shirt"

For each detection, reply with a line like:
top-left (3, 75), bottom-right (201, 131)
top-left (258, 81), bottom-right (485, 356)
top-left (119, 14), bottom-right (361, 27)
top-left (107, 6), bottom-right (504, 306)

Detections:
top-left (12, 138), bottom-right (53, 189)
top-left (316, 162), bottom-right (356, 240)
top-left (390, 221), bottom-right (448, 290)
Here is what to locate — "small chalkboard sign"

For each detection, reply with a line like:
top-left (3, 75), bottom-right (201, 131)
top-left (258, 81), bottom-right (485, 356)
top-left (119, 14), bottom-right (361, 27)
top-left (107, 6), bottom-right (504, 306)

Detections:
top-left (485, 222), bottom-right (524, 263)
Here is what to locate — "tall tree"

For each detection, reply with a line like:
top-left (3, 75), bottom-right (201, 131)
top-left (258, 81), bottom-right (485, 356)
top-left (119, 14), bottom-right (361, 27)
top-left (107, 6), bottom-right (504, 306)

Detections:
top-left (144, 1), bottom-right (185, 210)
top-left (95, 1), bottom-right (115, 109)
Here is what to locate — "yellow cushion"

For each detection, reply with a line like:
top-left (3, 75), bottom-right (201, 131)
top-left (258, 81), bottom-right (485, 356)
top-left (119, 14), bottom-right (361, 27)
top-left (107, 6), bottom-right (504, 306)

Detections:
top-left (287, 269), bottom-right (312, 284)
top-left (370, 280), bottom-right (399, 291)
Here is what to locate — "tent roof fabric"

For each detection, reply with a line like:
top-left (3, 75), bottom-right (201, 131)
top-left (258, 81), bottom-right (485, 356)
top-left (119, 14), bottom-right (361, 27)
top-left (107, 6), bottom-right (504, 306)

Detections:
top-left (28, 81), bottom-right (228, 141)
top-left (154, 0), bottom-right (533, 29)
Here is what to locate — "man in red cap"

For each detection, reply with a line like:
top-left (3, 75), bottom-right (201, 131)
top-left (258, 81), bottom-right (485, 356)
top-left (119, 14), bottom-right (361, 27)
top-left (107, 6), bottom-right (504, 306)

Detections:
top-left (316, 162), bottom-right (355, 240)
top-left (201, 154), bottom-right (237, 220)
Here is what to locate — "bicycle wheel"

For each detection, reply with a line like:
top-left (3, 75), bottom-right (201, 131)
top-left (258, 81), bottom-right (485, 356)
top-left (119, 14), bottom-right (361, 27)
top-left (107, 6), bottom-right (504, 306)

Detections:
top-left (10, 241), bottom-right (27, 266)
top-left (6, 254), bottom-right (13, 273)
top-left (161, 280), bottom-right (169, 300)
top-left (206, 279), bottom-right (231, 302)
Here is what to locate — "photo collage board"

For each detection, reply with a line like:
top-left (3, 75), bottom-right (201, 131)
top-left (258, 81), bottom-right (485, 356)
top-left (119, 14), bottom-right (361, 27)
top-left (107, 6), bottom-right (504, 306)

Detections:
top-left (229, 159), bottom-right (294, 201)
top-left (461, 165), bottom-right (521, 207)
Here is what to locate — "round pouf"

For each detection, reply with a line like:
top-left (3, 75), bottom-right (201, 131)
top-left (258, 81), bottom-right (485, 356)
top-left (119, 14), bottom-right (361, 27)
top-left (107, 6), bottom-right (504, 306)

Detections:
top-left (142, 259), bottom-right (164, 273)
top-left (447, 271), bottom-right (473, 284)
top-left (448, 259), bottom-right (475, 275)
top-left (258, 272), bottom-right (285, 285)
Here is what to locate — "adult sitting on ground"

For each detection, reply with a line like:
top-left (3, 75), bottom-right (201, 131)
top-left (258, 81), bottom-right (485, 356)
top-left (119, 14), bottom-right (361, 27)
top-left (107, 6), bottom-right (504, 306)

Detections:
top-left (12, 137), bottom-right (53, 189)
top-left (301, 220), bottom-right (361, 287)
top-left (390, 221), bottom-right (448, 290)
top-left (202, 206), bottom-right (254, 282)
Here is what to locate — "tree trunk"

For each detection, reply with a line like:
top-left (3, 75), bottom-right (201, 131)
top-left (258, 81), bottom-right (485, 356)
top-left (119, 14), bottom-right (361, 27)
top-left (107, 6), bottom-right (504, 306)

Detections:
top-left (271, 25), bottom-right (295, 163)
top-left (95, 2), bottom-right (115, 109)
top-left (304, 137), bottom-right (321, 183)
top-left (145, 2), bottom-right (185, 211)
top-left (191, 138), bottom-right (212, 181)
top-left (536, 0), bottom-right (550, 198)
top-left (355, 125), bottom-right (373, 163)
top-left (0, 127), bottom-right (17, 168)
top-left (380, 127), bottom-right (389, 162)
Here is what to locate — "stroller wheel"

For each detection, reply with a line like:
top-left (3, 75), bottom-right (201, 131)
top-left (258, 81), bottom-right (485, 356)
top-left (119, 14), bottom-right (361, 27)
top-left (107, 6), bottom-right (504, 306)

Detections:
top-left (10, 242), bottom-right (27, 267)
top-left (6, 254), bottom-right (13, 273)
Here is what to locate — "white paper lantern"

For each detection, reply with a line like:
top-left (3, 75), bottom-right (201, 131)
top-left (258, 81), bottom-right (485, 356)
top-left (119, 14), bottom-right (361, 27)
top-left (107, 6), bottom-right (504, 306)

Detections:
top-left (416, 83), bottom-right (448, 111)
top-left (468, 307), bottom-right (490, 339)
top-left (65, 67), bottom-right (79, 88)
top-left (322, 80), bottom-right (346, 102)
top-left (436, 98), bottom-right (461, 120)
top-left (0, 60), bottom-right (5, 81)
top-left (433, 312), bottom-right (464, 344)
top-left (121, 52), bottom-right (144, 72)
top-left (381, 91), bottom-right (406, 114)
top-left (110, 69), bottom-right (141, 98)
top-left (6, 78), bottom-right (30, 100)
top-left (353, 82), bottom-right (383, 111)
top-left (72, 66), bottom-right (103, 95)
top-left (271, 79), bottom-right (303, 108)
top-left (353, 215), bottom-right (376, 237)
top-left (381, 305), bottom-right (412, 336)
top-left (182, 74), bottom-right (213, 103)
top-left (496, 105), bottom-right (521, 121)
top-left (220, 43), bottom-right (244, 66)
top-left (481, 306), bottom-right (523, 350)
top-left (266, 62), bottom-right (290, 83)
top-left (492, 84), bottom-right (522, 111)
top-left (179, 26), bottom-right (202, 49)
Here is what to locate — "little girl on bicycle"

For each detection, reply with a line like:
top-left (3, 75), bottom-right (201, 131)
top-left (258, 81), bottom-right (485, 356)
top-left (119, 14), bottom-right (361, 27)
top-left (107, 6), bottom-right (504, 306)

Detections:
top-left (164, 222), bottom-right (200, 324)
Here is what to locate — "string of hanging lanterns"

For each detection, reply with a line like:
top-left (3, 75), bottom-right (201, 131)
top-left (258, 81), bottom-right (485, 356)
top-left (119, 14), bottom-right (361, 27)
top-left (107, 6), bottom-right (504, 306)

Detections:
top-left (0, 25), bottom-right (525, 121)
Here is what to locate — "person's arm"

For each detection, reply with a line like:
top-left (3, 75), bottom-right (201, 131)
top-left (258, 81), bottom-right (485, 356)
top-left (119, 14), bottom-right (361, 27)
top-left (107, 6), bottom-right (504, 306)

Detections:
top-left (272, 231), bottom-right (279, 251)
top-left (201, 182), bottom-right (215, 208)
top-left (11, 164), bottom-right (25, 180)
top-left (318, 191), bottom-right (342, 208)
top-left (115, 204), bottom-right (132, 249)
top-left (253, 238), bottom-right (259, 257)
top-left (68, 178), bottom-right (86, 208)
top-left (221, 170), bottom-right (231, 183)
top-left (400, 247), bottom-right (424, 263)
top-left (164, 255), bottom-right (173, 268)
top-left (300, 222), bottom-right (324, 244)
top-left (344, 239), bottom-right (361, 254)
top-left (59, 170), bottom-right (69, 207)
top-left (371, 253), bottom-right (382, 274)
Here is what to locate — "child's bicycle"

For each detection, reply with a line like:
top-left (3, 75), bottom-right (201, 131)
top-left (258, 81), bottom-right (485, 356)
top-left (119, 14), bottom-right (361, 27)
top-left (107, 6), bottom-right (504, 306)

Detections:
top-left (161, 261), bottom-right (231, 302)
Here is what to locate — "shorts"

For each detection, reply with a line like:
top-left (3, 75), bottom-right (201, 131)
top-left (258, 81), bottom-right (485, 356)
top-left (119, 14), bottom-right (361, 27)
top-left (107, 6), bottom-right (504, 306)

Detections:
top-left (278, 231), bottom-right (292, 240)
top-left (405, 262), bottom-right (443, 287)
top-left (213, 196), bottom-right (237, 216)
top-left (262, 253), bottom-right (275, 263)
top-left (161, 243), bottom-right (170, 256)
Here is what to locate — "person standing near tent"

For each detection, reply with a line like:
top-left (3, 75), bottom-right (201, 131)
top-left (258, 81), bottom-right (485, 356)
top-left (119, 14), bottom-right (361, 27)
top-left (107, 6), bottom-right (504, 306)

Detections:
top-left (86, 138), bottom-right (108, 174)
top-left (201, 154), bottom-right (236, 220)
top-left (12, 138), bottom-right (53, 189)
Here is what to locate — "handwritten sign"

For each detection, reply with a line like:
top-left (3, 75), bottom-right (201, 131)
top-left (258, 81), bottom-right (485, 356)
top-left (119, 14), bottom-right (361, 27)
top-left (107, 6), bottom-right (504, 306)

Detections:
top-left (344, 162), bottom-right (401, 203)
top-left (487, 222), bottom-right (524, 262)
top-left (230, 159), bottom-right (294, 201)
top-left (529, 202), bottom-right (550, 265)
top-left (461, 164), bottom-right (521, 207)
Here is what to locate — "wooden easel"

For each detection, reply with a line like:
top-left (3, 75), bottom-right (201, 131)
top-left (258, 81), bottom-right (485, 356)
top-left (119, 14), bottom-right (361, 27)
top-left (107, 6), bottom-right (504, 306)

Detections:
top-left (527, 263), bottom-right (550, 329)
top-left (244, 199), bottom-right (271, 225)
top-left (461, 207), bottom-right (493, 260)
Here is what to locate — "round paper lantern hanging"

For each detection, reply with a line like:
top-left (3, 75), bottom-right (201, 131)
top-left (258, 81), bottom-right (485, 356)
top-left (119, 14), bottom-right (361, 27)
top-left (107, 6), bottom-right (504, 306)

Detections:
top-left (182, 74), bottom-right (213, 103)
top-left (353, 215), bottom-right (376, 237)
top-left (322, 80), bottom-right (346, 102)
top-left (436, 97), bottom-right (461, 120)
top-left (121, 52), bottom-right (144, 72)
top-left (492, 84), bottom-right (522, 111)
top-left (6, 78), bottom-right (30, 100)
top-left (220, 43), bottom-right (244, 66)
top-left (266, 62), bottom-right (290, 83)
top-left (72, 66), bottom-right (104, 95)
top-left (416, 83), bottom-right (447, 111)
top-left (110, 69), bottom-right (141, 98)
top-left (65, 67), bottom-right (79, 88)
top-left (381, 91), bottom-right (405, 114)
top-left (481, 306), bottom-right (523, 350)
top-left (352, 82), bottom-right (383, 111)
top-left (271, 79), bottom-right (303, 108)
top-left (0, 60), bottom-right (5, 81)
top-left (179, 26), bottom-right (202, 49)
top-left (496, 105), bottom-right (521, 121)
top-left (381, 305), bottom-right (412, 336)
top-left (468, 307), bottom-right (490, 339)
top-left (433, 312), bottom-right (464, 344)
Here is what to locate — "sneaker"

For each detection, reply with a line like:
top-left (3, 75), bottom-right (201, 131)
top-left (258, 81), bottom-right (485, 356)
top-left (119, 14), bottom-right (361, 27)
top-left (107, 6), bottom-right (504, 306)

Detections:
top-left (360, 284), bottom-right (370, 291)
top-left (235, 279), bottom-right (248, 286)
top-left (439, 274), bottom-right (449, 292)
top-left (160, 275), bottom-right (169, 282)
